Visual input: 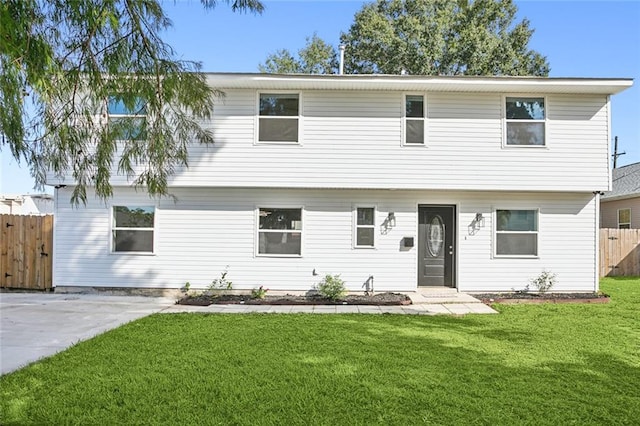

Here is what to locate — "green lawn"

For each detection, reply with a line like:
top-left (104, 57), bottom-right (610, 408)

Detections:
top-left (1, 278), bottom-right (639, 425)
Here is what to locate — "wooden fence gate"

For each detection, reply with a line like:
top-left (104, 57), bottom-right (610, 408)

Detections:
top-left (0, 214), bottom-right (53, 290)
top-left (600, 228), bottom-right (640, 277)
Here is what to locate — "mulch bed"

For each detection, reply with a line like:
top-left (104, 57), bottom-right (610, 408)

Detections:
top-left (476, 292), bottom-right (610, 305)
top-left (177, 292), bottom-right (412, 306)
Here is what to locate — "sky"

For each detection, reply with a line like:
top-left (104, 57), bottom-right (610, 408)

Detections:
top-left (1, 0), bottom-right (639, 195)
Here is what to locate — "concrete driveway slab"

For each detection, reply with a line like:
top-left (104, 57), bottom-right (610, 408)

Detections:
top-left (0, 293), bottom-right (173, 375)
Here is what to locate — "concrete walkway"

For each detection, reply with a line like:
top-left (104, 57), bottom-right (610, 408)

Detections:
top-left (0, 290), bottom-right (495, 375)
top-left (163, 289), bottom-right (497, 315)
top-left (0, 293), bottom-right (173, 375)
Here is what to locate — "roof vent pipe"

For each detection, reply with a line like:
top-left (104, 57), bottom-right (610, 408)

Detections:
top-left (339, 44), bottom-right (345, 75)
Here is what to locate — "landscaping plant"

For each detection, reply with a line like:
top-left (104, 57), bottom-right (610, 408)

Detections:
top-left (317, 274), bottom-right (347, 300)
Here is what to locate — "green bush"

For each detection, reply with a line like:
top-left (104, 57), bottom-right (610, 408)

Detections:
top-left (529, 270), bottom-right (557, 294)
top-left (317, 274), bottom-right (347, 301)
top-left (251, 286), bottom-right (268, 299)
top-left (208, 267), bottom-right (233, 291)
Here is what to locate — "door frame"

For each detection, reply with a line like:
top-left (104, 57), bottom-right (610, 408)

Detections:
top-left (416, 204), bottom-right (458, 288)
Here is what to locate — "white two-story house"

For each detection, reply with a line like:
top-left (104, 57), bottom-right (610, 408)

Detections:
top-left (48, 74), bottom-right (632, 293)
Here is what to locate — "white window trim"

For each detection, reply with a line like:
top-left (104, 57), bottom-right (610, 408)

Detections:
top-left (502, 95), bottom-right (548, 149)
top-left (618, 208), bottom-right (631, 229)
top-left (493, 208), bottom-right (540, 259)
top-left (110, 205), bottom-right (157, 255)
top-left (353, 205), bottom-right (377, 249)
top-left (402, 92), bottom-right (427, 147)
top-left (255, 91), bottom-right (303, 145)
top-left (255, 206), bottom-right (304, 258)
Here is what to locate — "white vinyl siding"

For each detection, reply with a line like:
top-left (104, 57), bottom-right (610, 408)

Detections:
top-left (53, 187), bottom-right (598, 293)
top-left (48, 90), bottom-right (611, 193)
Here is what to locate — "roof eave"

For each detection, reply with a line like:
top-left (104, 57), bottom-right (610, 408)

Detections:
top-left (205, 73), bottom-right (633, 95)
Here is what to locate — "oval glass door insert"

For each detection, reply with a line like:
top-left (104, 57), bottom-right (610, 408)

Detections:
top-left (428, 216), bottom-right (444, 257)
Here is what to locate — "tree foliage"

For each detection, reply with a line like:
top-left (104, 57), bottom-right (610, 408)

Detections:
top-left (341, 0), bottom-right (549, 76)
top-left (259, 0), bottom-right (548, 77)
top-left (0, 0), bottom-right (263, 204)
top-left (259, 33), bottom-right (338, 74)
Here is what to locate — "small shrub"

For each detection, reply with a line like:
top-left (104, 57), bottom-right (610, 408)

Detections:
top-left (251, 286), bottom-right (268, 299)
top-left (209, 267), bottom-right (233, 291)
top-left (529, 270), bottom-right (557, 294)
top-left (317, 274), bottom-right (347, 301)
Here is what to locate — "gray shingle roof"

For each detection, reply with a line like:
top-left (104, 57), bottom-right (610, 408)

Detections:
top-left (602, 162), bottom-right (640, 200)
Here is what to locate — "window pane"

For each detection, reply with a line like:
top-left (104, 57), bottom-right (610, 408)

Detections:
top-left (406, 95), bottom-right (424, 118)
top-left (258, 118), bottom-right (298, 142)
top-left (259, 208), bottom-right (302, 230)
top-left (497, 210), bottom-right (537, 232)
top-left (114, 206), bottom-right (154, 228)
top-left (258, 232), bottom-right (301, 255)
top-left (406, 119), bottom-right (424, 144)
top-left (506, 97), bottom-right (545, 120)
top-left (108, 96), bottom-right (146, 115)
top-left (110, 117), bottom-right (146, 140)
top-left (507, 122), bottom-right (545, 146)
top-left (496, 233), bottom-right (537, 256)
top-left (259, 94), bottom-right (299, 116)
top-left (357, 208), bottom-right (374, 226)
top-left (618, 209), bottom-right (631, 224)
top-left (357, 228), bottom-right (375, 246)
top-left (113, 230), bottom-right (153, 252)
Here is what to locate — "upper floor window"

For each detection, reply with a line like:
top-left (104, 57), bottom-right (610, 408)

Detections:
top-left (108, 96), bottom-right (146, 140)
top-left (405, 95), bottom-right (425, 145)
top-left (505, 97), bottom-right (545, 146)
top-left (112, 206), bottom-right (155, 253)
top-left (257, 207), bottom-right (302, 256)
top-left (618, 208), bottom-right (631, 229)
top-left (354, 207), bottom-right (376, 248)
top-left (495, 209), bottom-right (538, 257)
top-left (258, 93), bottom-right (299, 143)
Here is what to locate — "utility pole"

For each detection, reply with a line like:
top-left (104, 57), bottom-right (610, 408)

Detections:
top-left (612, 136), bottom-right (625, 169)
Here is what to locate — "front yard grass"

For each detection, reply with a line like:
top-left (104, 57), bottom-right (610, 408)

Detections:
top-left (1, 277), bottom-right (639, 425)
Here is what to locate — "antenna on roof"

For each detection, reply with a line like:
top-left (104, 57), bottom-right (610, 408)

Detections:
top-left (612, 136), bottom-right (626, 169)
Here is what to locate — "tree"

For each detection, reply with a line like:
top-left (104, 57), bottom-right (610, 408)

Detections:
top-left (259, 33), bottom-right (338, 74)
top-left (0, 0), bottom-right (264, 204)
top-left (340, 0), bottom-right (549, 76)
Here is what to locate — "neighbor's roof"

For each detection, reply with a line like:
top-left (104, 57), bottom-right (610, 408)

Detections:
top-left (205, 73), bottom-right (633, 95)
top-left (602, 162), bottom-right (640, 201)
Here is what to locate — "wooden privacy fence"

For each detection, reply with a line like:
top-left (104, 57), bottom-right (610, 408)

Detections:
top-left (600, 228), bottom-right (640, 277)
top-left (0, 214), bottom-right (53, 290)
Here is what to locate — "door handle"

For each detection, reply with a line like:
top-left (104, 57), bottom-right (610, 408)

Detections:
top-left (448, 245), bottom-right (453, 255)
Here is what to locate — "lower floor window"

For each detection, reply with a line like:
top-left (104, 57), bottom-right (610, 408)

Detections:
top-left (495, 209), bottom-right (538, 256)
top-left (112, 206), bottom-right (155, 253)
top-left (355, 207), bottom-right (375, 247)
top-left (258, 208), bottom-right (302, 255)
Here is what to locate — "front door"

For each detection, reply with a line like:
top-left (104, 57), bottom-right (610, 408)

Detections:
top-left (418, 205), bottom-right (456, 287)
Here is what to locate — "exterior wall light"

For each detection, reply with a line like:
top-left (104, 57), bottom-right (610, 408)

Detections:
top-left (387, 212), bottom-right (396, 227)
